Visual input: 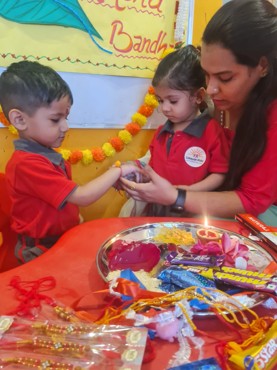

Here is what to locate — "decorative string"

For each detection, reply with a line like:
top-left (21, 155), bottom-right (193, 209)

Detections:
top-left (95, 286), bottom-right (274, 347)
top-left (8, 276), bottom-right (56, 318)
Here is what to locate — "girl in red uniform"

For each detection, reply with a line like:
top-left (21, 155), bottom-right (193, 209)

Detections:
top-left (120, 45), bottom-right (229, 217)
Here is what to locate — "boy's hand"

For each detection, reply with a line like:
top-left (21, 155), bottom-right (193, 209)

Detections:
top-left (121, 163), bottom-right (150, 183)
top-left (113, 163), bottom-right (150, 191)
top-left (120, 163), bottom-right (140, 178)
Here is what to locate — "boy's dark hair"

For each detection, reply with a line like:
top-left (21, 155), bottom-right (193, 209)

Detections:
top-left (0, 61), bottom-right (73, 118)
top-left (203, 0), bottom-right (277, 190)
top-left (152, 44), bottom-right (206, 93)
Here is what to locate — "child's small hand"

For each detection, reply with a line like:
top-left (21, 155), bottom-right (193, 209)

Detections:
top-left (121, 163), bottom-right (151, 183)
top-left (120, 163), bottom-right (141, 178)
top-left (113, 163), bottom-right (139, 191)
top-left (113, 162), bottom-right (150, 192)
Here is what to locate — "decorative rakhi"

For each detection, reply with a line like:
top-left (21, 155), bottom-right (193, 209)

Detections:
top-left (1, 356), bottom-right (84, 370)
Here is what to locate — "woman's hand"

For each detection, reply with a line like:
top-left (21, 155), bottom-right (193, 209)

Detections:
top-left (120, 165), bottom-right (178, 205)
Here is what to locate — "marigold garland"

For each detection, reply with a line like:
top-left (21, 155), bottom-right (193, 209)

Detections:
top-left (0, 86), bottom-right (158, 166)
top-left (92, 147), bottom-right (106, 162)
top-left (109, 137), bottom-right (124, 152)
top-left (125, 123), bottom-right (141, 136)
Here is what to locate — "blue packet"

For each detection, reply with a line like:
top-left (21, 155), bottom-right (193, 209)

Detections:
top-left (158, 266), bottom-right (216, 290)
top-left (168, 357), bottom-right (222, 370)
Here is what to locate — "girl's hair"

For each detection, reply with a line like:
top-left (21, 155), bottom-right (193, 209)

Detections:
top-left (0, 61), bottom-right (73, 117)
top-left (203, 0), bottom-right (277, 190)
top-left (152, 44), bottom-right (206, 93)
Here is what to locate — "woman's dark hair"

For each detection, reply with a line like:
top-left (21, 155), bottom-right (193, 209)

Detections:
top-left (203, 0), bottom-right (277, 190)
top-left (152, 44), bottom-right (206, 93)
top-left (0, 61), bottom-right (73, 117)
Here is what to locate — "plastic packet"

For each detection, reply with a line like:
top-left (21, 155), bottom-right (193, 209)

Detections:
top-left (0, 350), bottom-right (104, 369)
top-left (180, 265), bottom-right (277, 296)
top-left (158, 266), bottom-right (216, 293)
top-left (0, 317), bottom-right (148, 369)
top-left (168, 357), bottom-right (221, 369)
top-left (228, 321), bottom-right (277, 369)
top-left (166, 251), bottom-right (225, 267)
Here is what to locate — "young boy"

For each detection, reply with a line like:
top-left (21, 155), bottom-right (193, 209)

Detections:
top-left (0, 61), bottom-right (136, 263)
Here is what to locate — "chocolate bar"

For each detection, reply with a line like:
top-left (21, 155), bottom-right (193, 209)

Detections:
top-left (166, 251), bottom-right (225, 267)
top-left (182, 265), bottom-right (277, 296)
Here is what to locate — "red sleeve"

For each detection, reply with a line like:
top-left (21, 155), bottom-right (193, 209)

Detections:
top-left (149, 125), bottom-right (163, 168)
top-left (235, 100), bottom-right (277, 215)
top-left (12, 154), bottom-right (77, 209)
top-left (206, 119), bottom-right (230, 174)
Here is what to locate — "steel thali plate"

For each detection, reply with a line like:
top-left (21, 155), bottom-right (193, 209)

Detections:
top-left (96, 222), bottom-right (274, 316)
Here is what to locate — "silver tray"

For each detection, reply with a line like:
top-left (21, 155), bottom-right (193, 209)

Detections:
top-left (96, 222), bottom-right (274, 315)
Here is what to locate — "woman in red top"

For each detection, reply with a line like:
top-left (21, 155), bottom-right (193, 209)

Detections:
top-left (121, 0), bottom-right (277, 226)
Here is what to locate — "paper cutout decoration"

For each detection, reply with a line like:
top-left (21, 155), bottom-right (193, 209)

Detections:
top-left (0, 0), bottom-right (111, 54)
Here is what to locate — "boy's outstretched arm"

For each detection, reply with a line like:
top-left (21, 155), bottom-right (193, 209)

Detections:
top-left (67, 164), bottom-right (139, 206)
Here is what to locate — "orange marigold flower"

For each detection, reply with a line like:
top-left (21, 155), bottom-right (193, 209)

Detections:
top-left (92, 147), bottom-right (106, 162)
top-left (138, 104), bottom-right (154, 117)
top-left (0, 111), bottom-right (11, 127)
top-left (68, 150), bottom-right (83, 164)
top-left (109, 137), bottom-right (124, 152)
top-left (125, 122), bottom-right (141, 135)
top-left (148, 86), bottom-right (155, 95)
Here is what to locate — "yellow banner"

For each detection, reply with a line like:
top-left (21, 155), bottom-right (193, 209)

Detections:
top-left (0, 0), bottom-right (181, 78)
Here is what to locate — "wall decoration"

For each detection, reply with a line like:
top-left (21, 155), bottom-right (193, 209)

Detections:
top-left (0, 0), bottom-right (192, 78)
top-left (0, 1), bottom-right (193, 131)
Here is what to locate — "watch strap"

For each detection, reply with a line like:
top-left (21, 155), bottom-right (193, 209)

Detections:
top-left (170, 188), bottom-right (187, 213)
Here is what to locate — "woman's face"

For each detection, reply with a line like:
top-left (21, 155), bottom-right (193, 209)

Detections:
top-left (201, 43), bottom-right (263, 114)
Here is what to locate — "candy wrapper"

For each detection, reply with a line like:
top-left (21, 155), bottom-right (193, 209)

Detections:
top-left (158, 266), bottom-right (216, 293)
top-left (166, 251), bottom-right (225, 267)
top-left (168, 357), bottom-right (221, 369)
top-left (181, 266), bottom-right (277, 296)
top-left (228, 321), bottom-right (277, 369)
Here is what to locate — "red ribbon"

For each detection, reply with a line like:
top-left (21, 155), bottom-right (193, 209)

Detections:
top-left (114, 277), bottom-right (165, 299)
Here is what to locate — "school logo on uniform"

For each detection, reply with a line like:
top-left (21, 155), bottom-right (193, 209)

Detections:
top-left (184, 146), bottom-right (206, 167)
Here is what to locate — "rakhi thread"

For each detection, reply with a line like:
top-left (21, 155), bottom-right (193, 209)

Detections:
top-left (1, 356), bottom-right (85, 370)
top-left (9, 276), bottom-right (56, 318)
top-left (96, 286), bottom-right (273, 339)
top-left (32, 322), bottom-right (96, 336)
top-left (16, 338), bottom-right (90, 355)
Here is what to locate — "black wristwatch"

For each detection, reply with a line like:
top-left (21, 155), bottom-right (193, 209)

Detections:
top-left (170, 188), bottom-right (187, 213)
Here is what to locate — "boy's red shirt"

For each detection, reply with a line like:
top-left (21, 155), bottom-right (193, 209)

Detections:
top-left (5, 139), bottom-right (79, 238)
